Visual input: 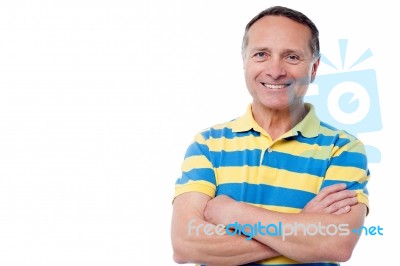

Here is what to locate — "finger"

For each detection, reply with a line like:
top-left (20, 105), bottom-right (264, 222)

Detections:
top-left (332, 205), bottom-right (351, 215)
top-left (313, 183), bottom-right (347, 202)
top-left (325, 196), bottom-right (358, 214)
top-left (322, 190), bottom-right (357, 208)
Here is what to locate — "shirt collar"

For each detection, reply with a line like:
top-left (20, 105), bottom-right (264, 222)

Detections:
top-left (232, 103), bottom-right (320, 138)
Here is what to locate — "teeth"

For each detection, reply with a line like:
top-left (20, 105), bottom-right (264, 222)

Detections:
top-left (263, 83), bottom-right (286, 89)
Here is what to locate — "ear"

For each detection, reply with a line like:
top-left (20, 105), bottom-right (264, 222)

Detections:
top-left (310, 57), bottom-right (320, 83)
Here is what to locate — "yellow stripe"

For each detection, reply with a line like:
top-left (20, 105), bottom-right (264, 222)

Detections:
top-left (325, 165), bottom-right (368, 183)
top-left (207, 135), bottom-right (270, 152)
top-left (256, 255), bottom-right (301, 264)
top-left (174, 180), bottom-right (216, 198)
top-left (319, 124), bottom-right (353, 138)
top-left (216, 166), bottom-right (322, 194)
top-left (274, 169), bottom-right (323, 193)
top-left (194, 133), bottom-right (207, 144)
top-left (357, 192), bottom-right (369, 211)
top-left (205, 134), bottom-right (346, 162)
top-left (276, 142), bottom-right (333, 160)
top-left (181, 155), bottom-right (213, 172)
top-left (319, 126), bottom-right (340, 136)
top-left (216, 165), bottom-right (271, 184)
top-left (332, 141), bottom-right (365, 156)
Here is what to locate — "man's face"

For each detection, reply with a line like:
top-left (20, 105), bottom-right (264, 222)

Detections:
top-left (243, 15), bottom-right (319, 111)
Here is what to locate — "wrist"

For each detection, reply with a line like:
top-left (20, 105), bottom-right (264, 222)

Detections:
top-left (227, 200), bottom-right (246, 224)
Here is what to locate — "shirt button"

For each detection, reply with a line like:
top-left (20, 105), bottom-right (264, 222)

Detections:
top-left (267, 148), bottom-right (273, 153)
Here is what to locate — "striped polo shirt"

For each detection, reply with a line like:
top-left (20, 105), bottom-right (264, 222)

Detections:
top-left (175, 103), bottom-right (370, 265)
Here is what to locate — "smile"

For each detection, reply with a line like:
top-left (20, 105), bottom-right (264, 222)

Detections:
top-left (261, 83), bottom-right (289, 89)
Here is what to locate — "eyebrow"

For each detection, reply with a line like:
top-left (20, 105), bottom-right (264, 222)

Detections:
top-left (248, 47), bottom-right (270, 54)
top-left (248, 47), bottom-right (305, 56)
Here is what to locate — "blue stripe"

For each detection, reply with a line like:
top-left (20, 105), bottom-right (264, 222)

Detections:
top-left (209, 149), bottom-right (262, 167)
top-left (320, 121), bottom-right (338, 131)
top-left (295, 134), bottom-right (336, 146)
top-left (334, 137), bottom-right (352, 147)
top-left (321, 180), bottom-right (369, 195)
top-left (262, 151), bottom-right (328, 177)
top-left (201, 127), bottom-right (260, 140)
top-left (295, 134), bottom-right (350, 148)
top-left (330, 151), bottom-right (367, 168)
top-left (184, 142), bottom-right (209, 158)
top-left (216, 183), bottom-right (315, 209)
top-left (176, 168), bottom-right (216, 185)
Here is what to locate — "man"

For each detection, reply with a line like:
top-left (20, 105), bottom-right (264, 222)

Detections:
top-left (171, 6), bottom-right (369, 265)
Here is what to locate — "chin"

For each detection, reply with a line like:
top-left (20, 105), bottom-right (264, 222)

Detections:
top-left (257, 101), bottom-right (290, 110)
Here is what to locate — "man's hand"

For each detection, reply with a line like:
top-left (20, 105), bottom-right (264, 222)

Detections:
top-left (302, 183), bottom-right (358, 214)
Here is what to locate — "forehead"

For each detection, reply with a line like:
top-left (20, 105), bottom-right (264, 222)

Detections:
top-left (247, 15), bottom-right (312, 53)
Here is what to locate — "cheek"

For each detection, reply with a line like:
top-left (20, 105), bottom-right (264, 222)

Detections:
top-left (244, 67), bottom-right (252, 83)
top-left (244, 70), bottom-right (259, 91)
top-left (244, 64), bottom-right (261, 81)
top-left (291, 67), bottom-right (313, 85)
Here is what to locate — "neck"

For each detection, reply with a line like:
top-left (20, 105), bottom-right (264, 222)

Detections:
top-left (252, 103), bottom-right (307, 140)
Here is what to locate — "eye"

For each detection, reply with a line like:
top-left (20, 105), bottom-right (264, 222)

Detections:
top-left (285, 54), bottom-right (301, 64)
top-left (253, 52), bottom-right (269, 62)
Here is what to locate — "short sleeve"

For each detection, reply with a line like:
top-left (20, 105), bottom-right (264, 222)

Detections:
top-left (174, 133), bottom-right (217, 199)
top-left (321, 135), bottom-right (370, 213)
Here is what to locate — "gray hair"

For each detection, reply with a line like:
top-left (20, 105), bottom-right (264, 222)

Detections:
top-left (241, 6), bottom-right (320, 59)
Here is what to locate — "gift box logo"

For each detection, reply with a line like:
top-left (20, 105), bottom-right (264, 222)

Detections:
top-left (306, 39), bottom-right (382, 163)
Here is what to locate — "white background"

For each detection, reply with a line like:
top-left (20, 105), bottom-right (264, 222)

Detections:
top-left (0, 0), bottom-right (396, 265)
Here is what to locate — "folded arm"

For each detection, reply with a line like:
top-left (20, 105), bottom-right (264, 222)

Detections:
top-left (171, 183), bottom-right (357, 265)
top-left (171, 191), bottom-right (279, 265)
top-left (204, 192), bottom-right (366, 263)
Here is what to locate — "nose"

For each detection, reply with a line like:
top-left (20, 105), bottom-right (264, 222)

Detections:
top-left (265, 57), bottom-right (286, 80)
